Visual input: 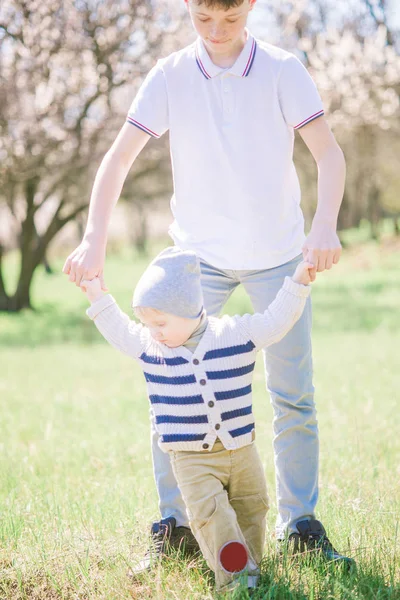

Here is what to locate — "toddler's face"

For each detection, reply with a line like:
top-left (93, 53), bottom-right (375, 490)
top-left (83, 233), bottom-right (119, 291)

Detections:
top-left (135, 307), bottom-right (200, 348)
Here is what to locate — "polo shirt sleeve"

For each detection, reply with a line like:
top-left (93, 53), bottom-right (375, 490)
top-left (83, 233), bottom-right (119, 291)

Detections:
top-left (278, 54), bottom-right (324, 130)
top-left (126, 60), bottom-right (169, 139)
top-left (86, 294), bottom-right (150, 359)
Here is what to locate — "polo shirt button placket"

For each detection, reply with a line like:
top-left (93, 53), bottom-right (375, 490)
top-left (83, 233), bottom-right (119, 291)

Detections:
top-left (221, 76), bottom-right (232, 121)
top-left (223, 91), bottom-right (234, 121)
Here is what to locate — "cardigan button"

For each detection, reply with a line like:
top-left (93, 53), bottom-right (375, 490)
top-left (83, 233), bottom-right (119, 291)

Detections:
top-left (215, 424), bottom-right (221, 430)
top-left (208, 401), bottom-right (214, 407)
top-left (193, 358), bottom-right (199, 365)
top-left (200, 379), bottom-right (206, 385)
top-left (202, 443), bottom-right (209, 450)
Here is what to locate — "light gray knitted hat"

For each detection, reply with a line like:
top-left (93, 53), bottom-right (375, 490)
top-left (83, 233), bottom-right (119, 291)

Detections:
top-left (132, 247), bottom-right (204, 319)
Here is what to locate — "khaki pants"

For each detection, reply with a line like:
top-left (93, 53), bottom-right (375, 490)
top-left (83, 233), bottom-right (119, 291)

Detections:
top-left (169, 440), bottom-right (269, 590)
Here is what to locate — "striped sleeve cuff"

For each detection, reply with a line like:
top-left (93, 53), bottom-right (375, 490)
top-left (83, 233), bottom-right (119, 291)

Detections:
top-left (86, 294), bottom-right (117, 320)
top-left (126, 116), bottom-right (161, 138)
top-left (282, 276), bottom-right (311, 298)
top-left (294, 110), bottom-right (324, 129)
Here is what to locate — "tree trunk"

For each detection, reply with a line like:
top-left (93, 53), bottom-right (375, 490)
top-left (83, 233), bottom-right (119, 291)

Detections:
top-left (0, 257), bottom-right (37, 312)
top-left (9, 249), bottom-right (41, 311)
top-left (34, 228), bottom-right (53, 274)
top-left (6, 179), bottom-right (39, 310)
top-left (0, 245), bottom-right (10, 311)
top-left (394, 217), bottom-right (400, 236)
top-left (1, 192), bottom-right (87, 312)
top-left (42, 255), bottom-right (53, 274)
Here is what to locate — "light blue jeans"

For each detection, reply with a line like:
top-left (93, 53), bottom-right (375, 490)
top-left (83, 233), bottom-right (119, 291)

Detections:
top-left (150, 253), bottom-right (318, 538)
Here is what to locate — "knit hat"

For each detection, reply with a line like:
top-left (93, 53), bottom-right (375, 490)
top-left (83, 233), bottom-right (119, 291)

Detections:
top-left (132, 247), bottom-right (204, 319)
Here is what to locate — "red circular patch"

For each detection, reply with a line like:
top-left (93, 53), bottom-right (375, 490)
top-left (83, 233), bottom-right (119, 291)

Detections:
top-left (219, 541), bottom-right (248, 573)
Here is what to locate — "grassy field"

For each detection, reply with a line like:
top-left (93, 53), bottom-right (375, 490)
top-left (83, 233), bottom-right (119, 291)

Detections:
top-left (1, 235), bottom-right (400, 599)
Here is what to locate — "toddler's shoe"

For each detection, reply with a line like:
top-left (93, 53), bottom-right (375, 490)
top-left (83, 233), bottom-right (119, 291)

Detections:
top-left (220, 571), bottom-right (260, 597)
top-left (128, 517), bottom-right (200, 576)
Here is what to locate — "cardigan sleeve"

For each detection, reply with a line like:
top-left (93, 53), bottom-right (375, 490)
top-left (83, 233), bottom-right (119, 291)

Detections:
top-left (235, 277), bottom-right (311, 351)
top-left (86, 294), bottom-right (150, 359)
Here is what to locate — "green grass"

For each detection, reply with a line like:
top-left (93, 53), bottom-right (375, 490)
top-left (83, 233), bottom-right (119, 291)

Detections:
top-left (1, 237), bottom-right (399, 599)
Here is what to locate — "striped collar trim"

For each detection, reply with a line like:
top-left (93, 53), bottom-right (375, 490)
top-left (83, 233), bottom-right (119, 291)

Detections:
top-left (195, 31), bottom-right (257, 80)
top-left (241, 37), bottom-right (257, 77)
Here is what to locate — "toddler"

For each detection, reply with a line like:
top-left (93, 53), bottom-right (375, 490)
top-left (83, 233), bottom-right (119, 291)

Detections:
top-left (80, 247), bottom-right (313, 591)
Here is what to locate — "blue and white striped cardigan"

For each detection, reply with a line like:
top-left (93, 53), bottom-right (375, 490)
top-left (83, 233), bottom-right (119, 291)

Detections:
top-left (87, 276), bottom-right (310, 453)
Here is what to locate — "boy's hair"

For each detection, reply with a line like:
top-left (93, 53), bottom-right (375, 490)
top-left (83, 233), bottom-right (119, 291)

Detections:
top-left (193, 0), bottom-right (245, 8)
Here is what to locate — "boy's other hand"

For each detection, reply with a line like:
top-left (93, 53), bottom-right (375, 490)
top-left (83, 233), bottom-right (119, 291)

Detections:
top-left (302, 221), bottom-right (342, 282)
top-left (62, 238), bottom-right (108, 291)
top-left (292, 261), bottom-right (315, 286)
top-left (80, 278), bottom-right (105, 304)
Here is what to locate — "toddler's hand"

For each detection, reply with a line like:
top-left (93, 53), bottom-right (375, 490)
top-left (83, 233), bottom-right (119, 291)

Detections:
top-left (292, 261), bottom-right (315, 286)
top-left (80, 278), bottom-right (105, 303)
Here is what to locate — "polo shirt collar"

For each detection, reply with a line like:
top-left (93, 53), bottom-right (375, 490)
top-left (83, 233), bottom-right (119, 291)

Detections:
top-left (195, 29), bottom-right (257, 79)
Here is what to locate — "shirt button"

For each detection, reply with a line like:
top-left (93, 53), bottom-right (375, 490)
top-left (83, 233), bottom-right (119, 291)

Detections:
top-left (193, 358), bottom-right (199, 365)
top-left (200, 379), bottom-right (206, 386)
top-left (208, 401), bottom-right (214, 407)
top-left (215, 424), bottom-right (221, 430)
top-left (202, 443), bottom-right (209, 450)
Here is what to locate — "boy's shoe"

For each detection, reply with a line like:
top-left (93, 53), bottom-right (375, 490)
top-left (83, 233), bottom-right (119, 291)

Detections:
top-left (277, 519), bottom-right (355, 570)
top-left (128, 517), bottom-right (200, 577)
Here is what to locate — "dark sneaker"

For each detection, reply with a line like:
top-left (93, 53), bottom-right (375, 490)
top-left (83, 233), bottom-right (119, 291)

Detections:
top-left (128, 516), bottom-right (177, 576)
top-left (278, 519), bottom-right (355, 570)
top-left (128, 517), bottom-right (200, 577)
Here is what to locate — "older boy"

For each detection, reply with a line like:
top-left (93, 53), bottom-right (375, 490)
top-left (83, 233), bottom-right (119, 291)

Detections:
top-left (63, 0), bottom-right (352, 570)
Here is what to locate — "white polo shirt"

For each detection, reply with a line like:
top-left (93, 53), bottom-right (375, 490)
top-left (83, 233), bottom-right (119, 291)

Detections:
top-left (127, 30), bottom-right (324, 270)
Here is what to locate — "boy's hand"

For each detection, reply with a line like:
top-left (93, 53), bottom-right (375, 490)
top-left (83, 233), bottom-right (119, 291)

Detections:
top-left (63, 238), bottom-right (108, 291)
top-left (302, 222), bottom-right (342, 281)
top-left (292, 261), bottom-right (315, 286)
top-left (80, 278), bottom-right (105, 304)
